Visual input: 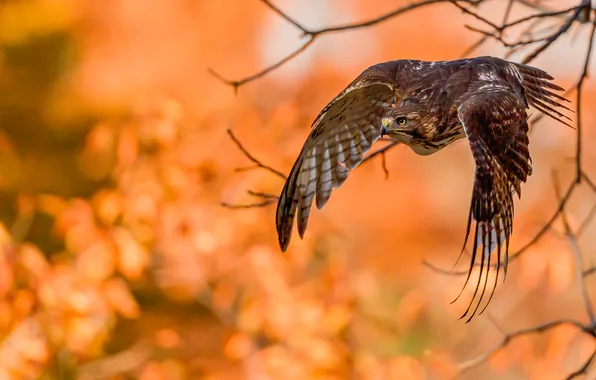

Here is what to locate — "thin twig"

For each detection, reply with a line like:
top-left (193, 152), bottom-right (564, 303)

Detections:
top-left (362, 140), bottom-right (401, 164)
top-left (211, 0), bottom-right (477, 90)
top-left (522, 0), bottom-right (590, 64)
top-left (451, 1), bottom-right (501, 30)
top-left (247, 190), bottom-right (279, 199)
top-left (499, 0), bottom-right (515, 38)
top-left (585, 266), bottom-right (596, 277)
top-left (502, 5), bottom-right (580, 30)
top-left (208, 37), bottom-right (316, 92)
top-left (583, 173), bottom-right (596, 195)
top-left (567, 350), bottom-right (596, 379)
top-left (461, 35), bottom-right (489, 57)
top-left (575, 18), bottom-right (596, 183)
top-left (508, 181), bottom-right (576, 263)
top-left (381, 152), bottom-right (389, 179)
top-left (227, 129), bottom-right (286, 180)
top-left (577, 202), bottom-right (596, 237)
top-left (221, 190), bottom-right (279, 209)
top-left (261, 0), bottom-right (309, 34)
top-left (465, 24), bottom-right (550, 48)
top-left (458, 319), bottom-right (591, 374)
top-left (553, 171), bottom-right (596, 327)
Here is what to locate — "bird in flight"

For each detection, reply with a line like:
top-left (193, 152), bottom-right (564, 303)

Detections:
top-left (275, 56), bottom-right (571, 321)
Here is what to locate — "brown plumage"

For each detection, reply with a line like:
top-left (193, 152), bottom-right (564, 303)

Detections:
top-left (275, 56), bottom-right (571, 320)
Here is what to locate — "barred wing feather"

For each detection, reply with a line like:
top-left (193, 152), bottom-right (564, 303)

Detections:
top-left (275, 81), bottom-right (395, 252)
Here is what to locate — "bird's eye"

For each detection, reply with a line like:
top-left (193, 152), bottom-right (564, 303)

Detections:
top-left (396, 117), bottom-right (408, 126)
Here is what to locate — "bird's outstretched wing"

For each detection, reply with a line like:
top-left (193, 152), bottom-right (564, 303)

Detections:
top-left (455, 89), bottom-right (533, 322)
top-left (509, 62), bottom-right (572, 127)
top-left (276, 79), bottom-right (396, 252)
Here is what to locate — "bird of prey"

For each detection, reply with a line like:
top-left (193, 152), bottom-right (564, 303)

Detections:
top-left (275, 56), bottom-right (570, 321)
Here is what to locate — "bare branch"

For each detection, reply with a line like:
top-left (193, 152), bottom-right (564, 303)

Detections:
top-left (500, 0), bottom-right (515, 34)
top-left (221, 199), bottom-right (277, 209)
top-left (503, 5), bottom-right (580, 30)
top-left (451, 1), bottom-right (501, 30)
top-left (522, 0), bottom-right (591, 64)
top-left (585, 266), bottom-right (596, 277)
top-left (465, 24), bottom-right (551, 48)
top-left (508, 181), bottom-right (576, 263)
top-left (567, 350), bottom-right (596, 379)
top-left (209, 37), bottom-right (316, 92)
top-left (226, 129), bottom-right (286, 180)
top-left (247, 190), bottom-right (279, 200)
top-left (583, 172), bottom-right (596, 195)
top-left (260, 0), bottom-right (310, 34)
top-left (211, 0), bottom-right (478, 90)
top-left (458, 319), bottom-right (591, 374)
top-left (461, 35), bottom-right (490, 57)
top-left (577, 202), bottom-right (596, 237)
top-left (362, 140), bottom-right (401, 164)
top-left (381, 151), bottom-right (389, 179)
top-left (221, 190), bottom-right (279, 209)
top-left (574, 18), bottom-right (596, 183)
top-left (553, 171), bottom-right (596, 326)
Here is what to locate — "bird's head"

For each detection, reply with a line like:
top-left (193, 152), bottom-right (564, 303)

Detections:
top-left (379, 106), bottom-right (426, 143)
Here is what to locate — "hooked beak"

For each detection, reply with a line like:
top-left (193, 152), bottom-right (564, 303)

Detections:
top-left (380, 118), bottom-right (391, 138)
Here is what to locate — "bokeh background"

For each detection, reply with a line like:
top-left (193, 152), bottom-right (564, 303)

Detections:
top-left (0, 0), bottom-right (595, 379)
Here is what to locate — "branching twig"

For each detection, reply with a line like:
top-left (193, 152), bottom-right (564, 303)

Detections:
top-left (553, 171), bottom-right (596, 326)
top-left (221, 198), bottom-right (277, 209)
top-left (577, 202), bottom-right (596, 237)
top-left (226, 129), bottom-right (286, 180)
top-left (522, 0), bottom-right (591, 64)
top-left (210, 0), bottom-right (478, 90)
top-left (567, 350), bottom-right (596, 379)
top-left (574, 18), bottom-right (596, 183)
top-left (208, 38), bottom-right (316, 92)
top-left (458, 320), bottom-right (592, 374)
top-left (451, 1), bottom-right (501, 30)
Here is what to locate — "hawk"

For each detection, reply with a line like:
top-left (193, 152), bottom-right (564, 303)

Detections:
top-left (275, 56), bottom-right (570, 320)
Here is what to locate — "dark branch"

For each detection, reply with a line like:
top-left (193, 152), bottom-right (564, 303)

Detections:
top-left (221, 199), bottom-right (277, 209)
top-left (585, 266), bottom-right (596, 277)
top-left (451, 1), bottom-right (501, 30)
top-left (574, 18), bottom-right (596, 183)
top-left (553, 172), bottom-right (596, 326)
top-left (220, 189), bottom-right (279, 209)
top-left (381, 152), bottom-right (389, 179)
top-left (226, 129), bottom-right (286, 180)
top-left (261, 0), bottom-right (310, 33)
top-left (577, 202), bottom-right (596, 237)
top-left (567, 350), bottom-right (596, 379)
top-left (458, 319), bottom-right (592, 374)
top-left (211, 0), bottom-right (478, 90)
top-left (522, 0), bottom-right (591, 64)
top-left (208, 37), bottom-right (316, 92)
